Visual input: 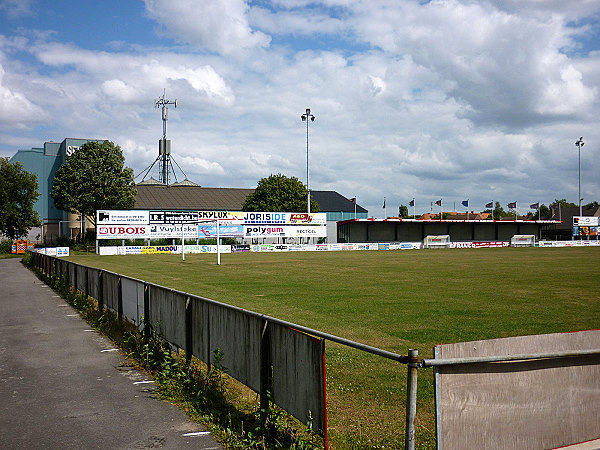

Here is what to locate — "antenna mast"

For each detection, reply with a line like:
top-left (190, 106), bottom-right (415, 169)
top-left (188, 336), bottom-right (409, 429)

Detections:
top-left (154, 90), bottom-right (177, 184)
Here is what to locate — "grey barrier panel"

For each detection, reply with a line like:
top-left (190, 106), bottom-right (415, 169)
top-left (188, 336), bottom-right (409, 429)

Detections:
top-left (197, 301), bottom-right (262, 392)
top-left (102, 271), bottom-right (120, 313)
top-left (270, 322), bottom-right (326, 433)
top-left (149, 286), bottom-right (186, 349)
top-left (121, 277), bottom-right (144, 327)
top-left (87, 267), bottom-right (100, 301)
top-left (76, 264), bottom-right (86, 292)
top-left (67, 261), bottom-right (76, 286)
top-left (434, 329), bottom-right (600, 450)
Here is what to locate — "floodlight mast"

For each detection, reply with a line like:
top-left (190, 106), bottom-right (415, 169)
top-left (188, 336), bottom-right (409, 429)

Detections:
top-left (575, 137), bottom-right (584, 217)
top-left (155, 90), bottom-right (177, 184)
top-left (301, 108), bottom-right (315, 214)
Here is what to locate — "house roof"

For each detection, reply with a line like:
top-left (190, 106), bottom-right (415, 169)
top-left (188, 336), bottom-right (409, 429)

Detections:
top-left (134, 185), bottom-right (368, 213)
top-left (548, 205), bottom-right (600, 230)
top-left (311, 190), bottom-right (368, 213)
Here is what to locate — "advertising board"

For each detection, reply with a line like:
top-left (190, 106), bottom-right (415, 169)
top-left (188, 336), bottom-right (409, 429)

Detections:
top-left (198, 211), bottom-right (245, 225)
top-left (96, 210), bottom-right (149, 225)
top-left (573, 216), bottom-right (600, 226)
top-left (243, 225), bottom-right (327, 238)
top-left (243, 212), bottom-right (326, 225)
top-left (149, 211), bottom-right (198, 224)
top-left (198, 225), bottom-right (244, 238)
top-left (148, 224), bottom-right (198, 239)
top-left (573, 226), bottom-right (599, 237)
top-left (97, 225), bottom-right (149, 239)
top-left (449, 241), bottom-right (510, 249)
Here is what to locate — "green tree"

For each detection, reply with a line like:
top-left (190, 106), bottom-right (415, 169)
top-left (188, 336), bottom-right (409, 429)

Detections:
top-left (493, 201), bottom-right (508, 219)
top-left (553, 199), bottom-right (577, 208)
top-left (398, 204), bottom-right (409, 218)
top-left (526, 204), bottom-right (551, 220)
top-left (0, 158), bottom-right (41, 239)
top-left (51, 141), bottom-right (136, 225)
top-left (242, 173), bottom-right (320, 212)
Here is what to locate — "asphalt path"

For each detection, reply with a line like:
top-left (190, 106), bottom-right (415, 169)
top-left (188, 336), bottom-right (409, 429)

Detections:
top-left (0, 257), bottom-right (222, 449)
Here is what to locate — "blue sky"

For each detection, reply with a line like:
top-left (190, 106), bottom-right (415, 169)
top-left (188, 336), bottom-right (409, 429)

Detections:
top-left (1, 0), bottom-right (599, 217)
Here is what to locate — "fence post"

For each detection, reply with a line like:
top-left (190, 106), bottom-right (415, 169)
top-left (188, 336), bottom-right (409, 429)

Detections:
top-left (143, 283), bottom-right (150, 341)
top-left (117, 276), bottom-right (123, 320)
top-left (98, 271), bottom-right (104, 312)
top-left (85, 267), bottom-right (89, 299)
top-left (73, 262), bottom-right (77, 293)
top-left (405, 349), bottom-right (418, 450)
top-left (185, 296), bottom-right (193, 366)
top-left (260, 319), bottom-right (272, 424)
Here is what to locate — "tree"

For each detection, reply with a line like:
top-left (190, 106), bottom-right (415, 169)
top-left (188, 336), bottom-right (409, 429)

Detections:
top-left (493, 201), bottom-right (508, 219)
top-left (553, 199), bottom-right (577, 208)
top-left (243, 173), bottom-right (320, 212)
top-left (526, 204), bottom-right (551, 220)
top-left (0, 158), bottom-right (41, 239)
top-left (51, 141), bottom-right (136, 225)
top-left (398, 204), bottom-right (409, 218)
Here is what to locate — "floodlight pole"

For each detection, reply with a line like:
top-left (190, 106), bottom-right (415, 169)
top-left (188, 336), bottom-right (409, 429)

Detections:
top-left (301, 108), bottom-right (315, 214)
top-left (575, 137), bottom-right (584, 217)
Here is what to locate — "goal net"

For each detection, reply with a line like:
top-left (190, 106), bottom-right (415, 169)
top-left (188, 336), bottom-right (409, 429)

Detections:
top-left (510, 235), bottom-right (536, 247)
top-left (424, 235), bottom-right (451, 249)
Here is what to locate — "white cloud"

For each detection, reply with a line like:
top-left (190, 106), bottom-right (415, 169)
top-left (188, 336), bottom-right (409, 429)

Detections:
top-left (143, 0), bottom-right (270, 55)
top-left (0, 63), bottom-right (46, 127)
top-left (0, 0), bottom-right (34, 19)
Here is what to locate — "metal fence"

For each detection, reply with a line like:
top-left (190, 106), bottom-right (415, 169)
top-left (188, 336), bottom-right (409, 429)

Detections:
top-left (30, 252), bottom-right (600, 450)
top-left (31, 252), bottom-right (419, 448)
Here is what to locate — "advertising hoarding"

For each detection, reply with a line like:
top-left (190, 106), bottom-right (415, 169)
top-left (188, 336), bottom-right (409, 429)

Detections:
top-left (573, 216), bottom-right (600, 226)
top-left (198, 225), bottom-right (244, 238)
top-left (243, 225), bottom-right (327, 238)
top-left (149, 211), bottom-right (199, 223)
top-left (96, 210), bottom-right (149, 225)
top-left (243, 212), bottom-right (327, 225)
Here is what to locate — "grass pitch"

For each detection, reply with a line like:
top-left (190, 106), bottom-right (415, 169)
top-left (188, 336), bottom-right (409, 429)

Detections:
top-left (68, 247), bottom-right (600, 448)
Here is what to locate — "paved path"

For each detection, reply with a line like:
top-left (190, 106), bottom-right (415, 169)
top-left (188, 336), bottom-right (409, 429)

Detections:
top-left (0, 258), bottom-right (222, 449)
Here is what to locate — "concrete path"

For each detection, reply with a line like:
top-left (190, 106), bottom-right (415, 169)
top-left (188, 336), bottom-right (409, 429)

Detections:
top-left (0, 258), bottom-right (222, 449)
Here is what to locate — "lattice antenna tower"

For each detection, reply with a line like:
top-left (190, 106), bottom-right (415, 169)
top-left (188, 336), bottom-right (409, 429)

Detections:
top-left (155, 90), bottom-right (177, 184)
top-left (136, 90), bottom-right (193, 186)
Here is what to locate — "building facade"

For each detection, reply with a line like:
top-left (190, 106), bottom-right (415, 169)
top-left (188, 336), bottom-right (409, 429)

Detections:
top-left (10, 138), bottom-right (104, 242)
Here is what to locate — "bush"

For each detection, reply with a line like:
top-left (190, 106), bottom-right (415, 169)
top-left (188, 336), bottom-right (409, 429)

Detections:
top-left (0, 239), bottom-right (13, 254)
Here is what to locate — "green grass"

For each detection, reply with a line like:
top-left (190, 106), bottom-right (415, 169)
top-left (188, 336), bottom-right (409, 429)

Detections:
top-left (67, 247), bottom-right (600, 448)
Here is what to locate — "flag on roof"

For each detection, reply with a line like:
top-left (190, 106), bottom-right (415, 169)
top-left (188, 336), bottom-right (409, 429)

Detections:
top-left (409, 199), bottom-right (414, 207)
top-left (485, 201), bottom-right (493, 208)
top-left (508, 202), bottom-right (517, 209)
top-left (435, 199), bottom-right (442, 206)
top-left (383, 198), bottom-right (386, 208)
top-left (530, 202), bottom-right (539, 209)
top-left (350, 197), bottom-right (356, 204)
top-left (461, 200), bottom-right (469, 207)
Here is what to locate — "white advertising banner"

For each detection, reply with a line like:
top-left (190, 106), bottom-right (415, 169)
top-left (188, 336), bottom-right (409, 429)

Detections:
top-left (96, 210), bottom-right (149, 225)
top-left (97, 225), bottom-right (149, 239)
top-left (243, 225), bottom-right (327, 238)
top-left (573, 216), bottom-right (600, 226)
top-left (148, 224), bottom-right (198, 239)
top-left (198, 224), bottom-right (244, 238)
top-left (198, 211), bottom-right (245, 225)
top-left (149, 211), bottom-right (199, 223)
top-left (243, 212), bottom-right (327, 225)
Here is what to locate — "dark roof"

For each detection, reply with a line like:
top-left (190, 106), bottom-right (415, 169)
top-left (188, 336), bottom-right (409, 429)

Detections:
top-left (134, 185), bottom-right (368, 213)
top-left (135, 185), bottom-right (254, 211)
top-left (549, 205), bottom-right (600, 230)
top-left (311, 190), bottom-right (368, 213)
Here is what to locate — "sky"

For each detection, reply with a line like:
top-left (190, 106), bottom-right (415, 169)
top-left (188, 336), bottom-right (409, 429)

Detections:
top-left (1, 0), bottom-right (599, 217)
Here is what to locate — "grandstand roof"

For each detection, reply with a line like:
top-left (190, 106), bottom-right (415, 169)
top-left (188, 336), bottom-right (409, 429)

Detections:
top-left (134, 185), bottom-right (367, 213)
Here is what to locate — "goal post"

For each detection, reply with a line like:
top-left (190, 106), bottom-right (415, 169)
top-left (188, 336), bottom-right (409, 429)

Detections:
top-left (424, 235), bottom-right (451, 249)
top-left (510, 235), bottom-right (536, 247)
